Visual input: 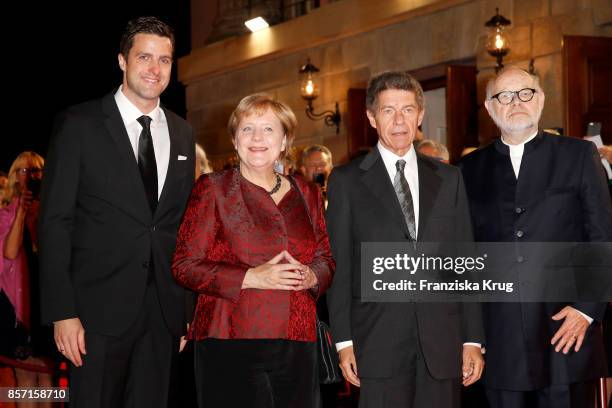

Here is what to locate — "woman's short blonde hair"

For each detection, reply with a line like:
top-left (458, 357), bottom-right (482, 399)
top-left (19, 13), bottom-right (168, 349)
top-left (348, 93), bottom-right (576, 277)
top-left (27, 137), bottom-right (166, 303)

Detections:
top-left (4, 151), bottom-right (44, 204)
top-left (228, 93), bottom-right (297, 160)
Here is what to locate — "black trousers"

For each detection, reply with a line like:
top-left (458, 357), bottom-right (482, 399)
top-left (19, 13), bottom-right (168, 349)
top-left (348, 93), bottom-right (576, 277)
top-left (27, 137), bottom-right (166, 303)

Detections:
top-left (485, 382), bottom-right (596, 408)
top-left (69, 281), bottom-right (177, 408)
top-left (194, 338), bottom-right (318, 408)
top-left (358, 305), bottom-right (460, 408)
top-left (358, 341), bottom-right (460, 408)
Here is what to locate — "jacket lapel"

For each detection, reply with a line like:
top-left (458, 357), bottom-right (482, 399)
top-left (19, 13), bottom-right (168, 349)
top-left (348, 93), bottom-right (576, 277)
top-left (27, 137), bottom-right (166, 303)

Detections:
top-left (416, 154), bottom-right (442, 239)
top-left (101, 93), bottom-right (152, 223)
top-left (360, 149), bottom-right (412, 239)
top-left (155, 107), bottom-right (180, 216)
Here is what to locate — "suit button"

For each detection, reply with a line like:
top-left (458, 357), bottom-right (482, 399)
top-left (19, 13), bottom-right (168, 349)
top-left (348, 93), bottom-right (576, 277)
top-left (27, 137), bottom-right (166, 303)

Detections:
top-left (515, 207), bottom-right (523, 214)
top-left (516, 230), bottom-right (524, 238)
top-left (142, 261), bottom-right (149, 269)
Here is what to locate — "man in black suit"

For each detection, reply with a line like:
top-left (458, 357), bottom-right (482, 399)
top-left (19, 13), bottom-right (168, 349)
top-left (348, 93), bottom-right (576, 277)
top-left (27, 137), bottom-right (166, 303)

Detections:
top-left (38, 16), bottom-right (195, 408)
top-left (459, 66), bottom-right (612, 408)
top-left (326, 71), bottom-right (485, 408)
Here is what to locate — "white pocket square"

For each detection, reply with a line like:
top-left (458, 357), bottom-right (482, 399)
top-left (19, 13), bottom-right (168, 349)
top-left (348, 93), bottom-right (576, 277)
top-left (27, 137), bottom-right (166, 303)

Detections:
top-left (178, 155), bottom-right (187, 161)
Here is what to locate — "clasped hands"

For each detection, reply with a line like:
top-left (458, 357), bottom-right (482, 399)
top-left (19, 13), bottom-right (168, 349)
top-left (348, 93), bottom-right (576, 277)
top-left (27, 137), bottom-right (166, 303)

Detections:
top-left (242, 250), bottom-right (318, 291)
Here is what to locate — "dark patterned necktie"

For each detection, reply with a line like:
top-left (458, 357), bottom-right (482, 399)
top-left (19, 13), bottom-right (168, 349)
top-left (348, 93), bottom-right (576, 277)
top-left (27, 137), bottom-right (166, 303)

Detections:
top-left (394, 159), bottom-right (416, 241)
top-left (137, 115), bottom-right (158, 212)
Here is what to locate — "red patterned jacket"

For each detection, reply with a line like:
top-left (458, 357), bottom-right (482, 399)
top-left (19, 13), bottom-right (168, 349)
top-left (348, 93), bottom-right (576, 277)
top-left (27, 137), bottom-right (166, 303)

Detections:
top-left (172, 168), bottom-right (334, 342)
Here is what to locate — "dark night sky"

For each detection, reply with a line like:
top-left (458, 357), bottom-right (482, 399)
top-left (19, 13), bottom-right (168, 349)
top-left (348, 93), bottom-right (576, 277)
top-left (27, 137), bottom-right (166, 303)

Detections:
top-left (2, 0), bottom-right (191, 171)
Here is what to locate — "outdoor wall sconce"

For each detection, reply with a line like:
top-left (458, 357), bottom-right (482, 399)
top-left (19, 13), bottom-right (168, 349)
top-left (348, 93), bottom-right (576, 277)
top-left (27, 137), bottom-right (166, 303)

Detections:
top-left (299, 59), bottom-right (341, 134)
top-left (485, 8), bottom-right (511, 73)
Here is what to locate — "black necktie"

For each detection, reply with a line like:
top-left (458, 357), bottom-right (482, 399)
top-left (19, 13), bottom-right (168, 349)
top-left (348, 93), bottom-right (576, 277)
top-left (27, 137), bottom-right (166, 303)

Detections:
top-left (137, 115), bottom-right (158, 212)
top-left (394, 159), bottom-right (416, 241)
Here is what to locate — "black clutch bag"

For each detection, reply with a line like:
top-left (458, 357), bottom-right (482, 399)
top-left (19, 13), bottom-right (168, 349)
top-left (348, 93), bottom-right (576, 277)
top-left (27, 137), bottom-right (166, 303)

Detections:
top-left (316, 317), bottom-right (343, 384)
top-left (289, 176), bottom-right (343, 384)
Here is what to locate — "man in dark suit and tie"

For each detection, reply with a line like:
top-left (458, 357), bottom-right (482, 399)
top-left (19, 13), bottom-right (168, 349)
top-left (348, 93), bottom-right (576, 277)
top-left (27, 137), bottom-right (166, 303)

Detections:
top-left (326, 71), bottom-right (485, 408)
top-left (38, 16), bottom-right (195, 408)
top-left (459, 66), bottom-right (612, 408)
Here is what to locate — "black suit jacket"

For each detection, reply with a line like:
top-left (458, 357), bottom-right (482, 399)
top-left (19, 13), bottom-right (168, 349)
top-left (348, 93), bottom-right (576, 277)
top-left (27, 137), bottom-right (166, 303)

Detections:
top-left (326, 147), bottom-right (484, 380)
top-left (39, 92), bottom-right (195, 337)
top-left (459, 132), bottom-right (612, 389)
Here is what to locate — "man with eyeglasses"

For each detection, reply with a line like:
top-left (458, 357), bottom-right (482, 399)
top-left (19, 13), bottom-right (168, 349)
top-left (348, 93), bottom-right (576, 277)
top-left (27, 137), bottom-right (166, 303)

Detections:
top-left (459, 66), bottom-right (612, 408)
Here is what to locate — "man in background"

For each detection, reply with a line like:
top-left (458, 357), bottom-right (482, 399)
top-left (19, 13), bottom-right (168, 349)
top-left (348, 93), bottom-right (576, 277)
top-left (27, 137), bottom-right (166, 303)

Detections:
top-left (416, 139), bottom-right (450, 163)
top-left (301, 144), bottom-right (333, 193)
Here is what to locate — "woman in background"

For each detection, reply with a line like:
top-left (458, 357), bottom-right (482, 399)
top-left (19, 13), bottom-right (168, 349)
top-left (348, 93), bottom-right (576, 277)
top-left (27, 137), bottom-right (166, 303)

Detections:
top-left (195, 143), bottom-right (213, 178)
top-left (0, 151), bottom-right (54, 408)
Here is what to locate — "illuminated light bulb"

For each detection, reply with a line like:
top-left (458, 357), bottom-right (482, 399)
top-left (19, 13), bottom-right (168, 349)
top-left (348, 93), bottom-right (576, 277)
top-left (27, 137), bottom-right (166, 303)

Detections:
top-left (305, 80), bottom-right (314, 95)
top-left (495, 34), bottom-right (504, 50)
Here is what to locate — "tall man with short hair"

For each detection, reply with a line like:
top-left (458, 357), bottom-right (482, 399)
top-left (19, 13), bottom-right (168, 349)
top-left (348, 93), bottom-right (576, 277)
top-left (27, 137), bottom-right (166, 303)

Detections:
top-left (459, 66), bottom-right (612, 408)
top-left (326, 71), bottom-right (484, 408)
top-left (39, 16), bottom-right (195, 408)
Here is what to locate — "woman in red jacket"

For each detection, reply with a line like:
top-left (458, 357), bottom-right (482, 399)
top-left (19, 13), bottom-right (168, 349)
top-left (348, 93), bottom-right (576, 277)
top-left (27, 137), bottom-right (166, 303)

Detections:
top-left (172, 93), bottom-right (334, 408)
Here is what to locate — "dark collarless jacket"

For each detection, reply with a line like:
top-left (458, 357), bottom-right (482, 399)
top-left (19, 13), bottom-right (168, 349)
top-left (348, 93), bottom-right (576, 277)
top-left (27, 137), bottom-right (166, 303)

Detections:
top-left (326, 148), bottom-right (484, 380)
top-left (39, 92), bottom-right (195, 337)
top-left (459, 132), bottom-right (612, 390)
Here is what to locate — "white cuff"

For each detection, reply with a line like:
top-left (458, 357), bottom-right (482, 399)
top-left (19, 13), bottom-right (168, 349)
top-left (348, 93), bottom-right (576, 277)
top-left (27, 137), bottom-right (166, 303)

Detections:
top-left (463, 342), bottom-right (485, 354)
top-left (336, 340), bottom-right (353, 352)
top-left (577, 310), bottom-right (593, 325)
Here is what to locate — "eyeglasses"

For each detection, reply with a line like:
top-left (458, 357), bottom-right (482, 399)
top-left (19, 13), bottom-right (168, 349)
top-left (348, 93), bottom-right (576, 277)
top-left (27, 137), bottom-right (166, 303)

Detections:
top-left (490, 88), bottom-right (537, 105)
top-left (16, 167), bottom-right (43, 176)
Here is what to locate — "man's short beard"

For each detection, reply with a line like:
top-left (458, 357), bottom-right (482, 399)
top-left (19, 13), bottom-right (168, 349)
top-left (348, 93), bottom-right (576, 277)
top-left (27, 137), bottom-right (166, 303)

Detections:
top-left (490, 109), bottom-right (542, 135)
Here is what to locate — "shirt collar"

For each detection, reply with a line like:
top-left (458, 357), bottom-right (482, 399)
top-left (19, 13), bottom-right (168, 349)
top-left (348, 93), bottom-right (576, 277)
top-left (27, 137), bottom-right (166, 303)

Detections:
top-left (114, 85), bottom-right (164, 128)
top-left (377, 141), bottom-right (417, 175)
top-left (501, 130), bottom-right (539, 150)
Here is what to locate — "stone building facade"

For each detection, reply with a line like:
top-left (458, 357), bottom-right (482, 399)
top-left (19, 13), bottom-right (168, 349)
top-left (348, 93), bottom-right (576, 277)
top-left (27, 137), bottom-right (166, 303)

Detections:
top-left (180, 0), bottom-right (612, 167)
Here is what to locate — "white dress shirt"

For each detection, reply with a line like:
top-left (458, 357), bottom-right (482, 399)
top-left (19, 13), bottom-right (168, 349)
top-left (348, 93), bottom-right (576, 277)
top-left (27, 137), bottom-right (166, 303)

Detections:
top-left (501, 131), bottom-right (593, 325)
top-left (501, 131), bottom-right (538, 179)
top-left (114, 86), bottom-right (170, 199)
